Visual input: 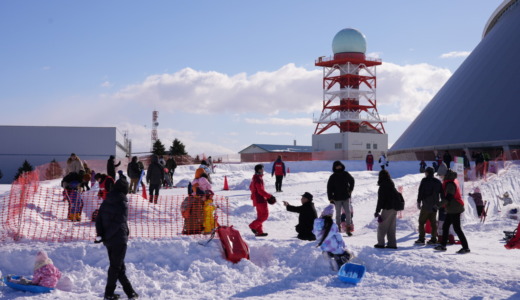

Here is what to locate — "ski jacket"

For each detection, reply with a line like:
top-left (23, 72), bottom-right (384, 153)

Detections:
top-left (286, 201), bottom-right (317, 239)
top-left (271, 159), bottom-right (286, 176)
top-left (198, 164), bottom-right (212, 175)
top-left (106, 156), bottom-right (121, 179)
top-left (327, 161), bottom-right (355, 201)
top-left (443, 153), bottom-right (452, 168)
top-left (379, 155), bottom-right (387, 166)
top-left (417, 175), bottom-right (442, 212)
top-left (32, 263), bottom-right (62, 288)
top-left (147, 156), bottom-right (165, 185)
top-left (366, 154), bottom-right (374, 164)
top-left (95, 184), bottom-right (130, 247)
top-left (375, 179), bottom-right (399, 213)
top-left (98, 176), bottom-right (115, 200)
top-left (440, 172), bottom-right (464, 214)
top-left (65, 157), bottom-right (84, 175)
top-left (192, 177), bottom-right (212, 195)
top-left (468, 192), bottom-right (484, 206)
top-left (127, 161), bottom-right (141, 179)
top-left (312, 218), bottom-right (345, 255)
top-left (250, 173), bottom-right (271, 206)
top-left (165, 158), bottom-right (177, 172)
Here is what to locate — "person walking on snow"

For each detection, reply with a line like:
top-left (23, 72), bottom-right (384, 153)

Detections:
top-left (434, 170), bottom-right (470, 254)
top-left (271, 155), bottom-right (286, 192)
top-left (249, 164), bottom-right (275, 237)
top-left (374, 170), bottom-right (399, 249)
top-left (282, 192), bottom-right (317, 241)
top-left (366, 151), bottom-right (374, 171)
top-left (106, 155), bottom-right (121, 179)
top-left (327, 160), bottom-right (355, 235)
top-left (415, 167), bottom-right (442, 245)
top-left (95, 176), bottom-right (139, 300)
top-left (146, 155), bottom-right (164, 204)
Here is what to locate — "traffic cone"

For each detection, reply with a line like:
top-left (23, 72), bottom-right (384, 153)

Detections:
top-left (223, 176), bottom-right (229, 190)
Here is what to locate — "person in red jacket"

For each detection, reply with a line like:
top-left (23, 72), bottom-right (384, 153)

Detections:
top-left (366, 151), bottom-right (374, 171)
top-left (249, 164), bottom-right (274, 237)
top-left (271, 155), bottom-right (286, 192)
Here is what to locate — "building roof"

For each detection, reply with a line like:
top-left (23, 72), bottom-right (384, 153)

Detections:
top-left (239, 144), bottom-right (313, 154)
top-left (390, 2), bottom-right (520, 153)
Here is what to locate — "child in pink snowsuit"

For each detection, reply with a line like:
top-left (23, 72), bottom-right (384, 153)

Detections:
top-left (32, 251), bottom-right (62, 288)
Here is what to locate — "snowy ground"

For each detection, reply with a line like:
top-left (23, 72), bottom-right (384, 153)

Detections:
top-left (0, 160), bottom-right (519, 299)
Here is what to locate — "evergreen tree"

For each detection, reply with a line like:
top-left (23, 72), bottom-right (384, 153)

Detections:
top-left (169, 138), bottom-right (188, 156)
top-left (14, 160), bottom-right (34, 180)
top-left (152, 139), bottom-right (166, 156)
top-left (45, 159), bottom-right (63, 180)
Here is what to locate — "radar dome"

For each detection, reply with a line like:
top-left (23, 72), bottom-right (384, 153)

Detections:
top-left (332, 28), bottom-right (367, 54)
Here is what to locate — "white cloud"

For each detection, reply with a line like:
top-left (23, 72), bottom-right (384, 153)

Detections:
top-left (377, 62), bottom-right (452, 121)
top-left (245, 117), bottom-right (312, 126)
top-left (101, 81), bottom-right (113, 88)
top-left (112, 64), bottom-right (323, 115)
top-left (440, 51), bottom-right (471, 58)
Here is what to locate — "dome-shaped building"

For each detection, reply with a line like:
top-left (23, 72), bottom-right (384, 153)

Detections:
top-left (332, 28), bottom-right (367, 54)
top-left (389, 0), bottom-right (520, 162)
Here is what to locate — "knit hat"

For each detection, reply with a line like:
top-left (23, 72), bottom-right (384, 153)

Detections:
top-left (254, 164), bottom-right (264, 173)
top-left (114, 177), bottom-right (129, 195)
top-left (34, 251), bottom-right (53, 271)
top-left (321, 204), bottom-right (334, 217)
top-left (301, 192), bottom-right (313, 201)
top-left (504, 192), bottom-right (510, 198)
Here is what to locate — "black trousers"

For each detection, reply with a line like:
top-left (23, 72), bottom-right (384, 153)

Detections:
top-left (149, 183), bottom-right (160, 203)
top-left (105, 243), bottom-right (135, 297)
top-left (441, 213), bottom-right (469, 249)
top-left (275, 175), bottom-right (284, 191)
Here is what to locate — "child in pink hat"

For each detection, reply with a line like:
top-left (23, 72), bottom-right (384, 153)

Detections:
top-left (32, 251), bottom-right (62, 288)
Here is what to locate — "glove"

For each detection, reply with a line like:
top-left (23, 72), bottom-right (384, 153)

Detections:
top-left (374, 212), bottom-right (380, 218)
top-left (417, 203), bottom-right (421, 210)
top-left (94, 236), bottom-right (103, 244)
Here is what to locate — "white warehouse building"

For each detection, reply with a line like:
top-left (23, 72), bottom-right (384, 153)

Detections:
top-left (0, 126), bottom-right (131, 184)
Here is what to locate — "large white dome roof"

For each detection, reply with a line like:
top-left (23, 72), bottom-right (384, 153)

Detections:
top-left (332, 28), bottom-right (367, 54)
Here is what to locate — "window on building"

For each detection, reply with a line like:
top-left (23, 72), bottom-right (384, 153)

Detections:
top-left (335, 143), bottom-right (342, 149)
top-left (373, 144), bottom-right (378, 149)
top-left (366, 143), bottom-right (371, 149)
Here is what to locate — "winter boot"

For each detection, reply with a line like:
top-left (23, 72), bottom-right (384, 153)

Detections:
top-left (415, 239), bottom-right (425, 245)
top-left (104, 294), bottom-right (120, 300)
top-left (127, 292), bottom-right (139, 299)
top-left (456, 248), bottom-right (471, 254)
top-left (434, 245), bottom-right (447, 251)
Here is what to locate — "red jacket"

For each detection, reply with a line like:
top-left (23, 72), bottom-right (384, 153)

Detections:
top-left (250, 173), bottom-right (271, 206)
top-left (366, 154), bottom-right (374, 164)
top-left (98, 176), bottom-right (115, 200)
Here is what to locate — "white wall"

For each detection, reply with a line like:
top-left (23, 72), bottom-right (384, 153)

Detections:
top-left (312, 132), bottom-right (388, 160)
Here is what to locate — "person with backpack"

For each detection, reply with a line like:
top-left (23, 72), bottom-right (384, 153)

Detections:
top-left (434, 170), bottom-right (470, 254)
top-left (106, 155), bottom-right (121, 179)
top-left (366, 151), bottom-right (374, 171)
top-left (415, 167), bottom-right (442, 245)
top-left (271, 155), bottom-right (286, 192)
top-left (95, 176), bottom-right (139, 300)
top-left (374, 170), bottom-right (399, 249)
top-left (282, 192), bottom-right (317, 241)
top-left (127, 156), bottom-right (142, 194)
top-left (146, 155), bottom-right (164, 204)
top-left (327, 160), bottom-right (355, 235)
top-left (313, 204), bottom-right (352, 271)
top-left (249, 164), bottom-right (275, 237)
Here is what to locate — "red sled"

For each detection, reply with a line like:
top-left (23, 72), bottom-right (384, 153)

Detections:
top-left (217, 226), bottom-right (250, 263)
top-left (505, 222), bottom-right (520, 250)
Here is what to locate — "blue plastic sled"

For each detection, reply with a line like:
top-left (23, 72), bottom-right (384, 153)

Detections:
top-left (3, 275), bottom-right (54, 293)
top-left (338, 263), bottom-right (366, 285)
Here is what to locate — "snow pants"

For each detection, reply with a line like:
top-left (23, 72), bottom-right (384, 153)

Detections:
top-left (104, 243), bottom-right (136, 298)
top-left (334, 200), bottom-right (351, 232)
top-left (275, 175), bottom-right (284, 192)
top-left (249, 202), bottom-right (269, 234)
top-left (377, 209), bottom-right (397, 247)
top-left (149, 183), bottom-right (160, 204)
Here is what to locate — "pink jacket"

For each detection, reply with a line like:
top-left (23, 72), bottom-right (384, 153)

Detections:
top-left (32, 263), bottom-right (62, 288)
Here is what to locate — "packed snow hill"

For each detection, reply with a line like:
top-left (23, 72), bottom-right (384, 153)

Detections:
top-left (0, 160), bottom-right (519, 299)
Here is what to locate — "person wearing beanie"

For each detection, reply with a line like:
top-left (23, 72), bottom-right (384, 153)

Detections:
top-left (282, 192), bottom-right (317, 241)
top-left (249, 164), bottom-right (274, 237)
top-left (95, 177), bottom-right (139, 300)
top-left (32, 250), bottom-right (62, 288)
top-left (106, 155), bottom-right (121, 179)
top-left (312, 204), bottom-right (352, 271)
top-left (327, 160), bottom-right (355, 236)
top-left (415, 167), bottom-right (442, 245)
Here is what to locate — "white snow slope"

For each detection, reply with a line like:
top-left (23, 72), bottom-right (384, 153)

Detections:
top-left (0, 160), bottom-right (519, 300)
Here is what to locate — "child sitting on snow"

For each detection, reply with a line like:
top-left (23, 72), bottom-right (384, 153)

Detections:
top-left (32, 250), bottom-right (62, 288)
top-left (313, 204), bottom-right (352, 271)
top-left (282, 192), bottom-right (317, 241)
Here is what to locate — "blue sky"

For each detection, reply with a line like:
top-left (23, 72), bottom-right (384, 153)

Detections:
top-left (0, 0), bottom-right (502, 157)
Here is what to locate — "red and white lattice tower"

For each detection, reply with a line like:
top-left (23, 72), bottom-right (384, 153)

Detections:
top-left (314, 28), bottom-right (385, 135)
top-left (151, 110), bottom-right (159, 151)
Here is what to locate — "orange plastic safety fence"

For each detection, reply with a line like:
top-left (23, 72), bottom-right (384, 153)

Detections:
top-left (0, 178), bottom-right (229, 242)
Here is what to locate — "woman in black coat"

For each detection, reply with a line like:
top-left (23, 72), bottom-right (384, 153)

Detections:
top-left (95, 177), bottom-right (138, 300)
top-left (374, 170), bottom-right (399, 249)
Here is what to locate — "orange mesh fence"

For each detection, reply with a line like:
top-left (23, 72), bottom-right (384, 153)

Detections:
top-left (0, 175), bottom-right (229, 242)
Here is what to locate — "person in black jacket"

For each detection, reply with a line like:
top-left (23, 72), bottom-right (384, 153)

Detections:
top-left (327, 161), bottom-right (355, 235)
top-left (95, 176), bottom-right (139, 300)
top-left (282, 192), bottom-right (318, 241)
top-left (374, 170), bottom-right (399, 249)
top-left (146, 155), bottom-right (164, 204)
top-left (107, 155), bottom-right (121, 179)
top-left (415, 167), bottom-right (442, 245)
top-left (127, 156), bottom-right (142, 194)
